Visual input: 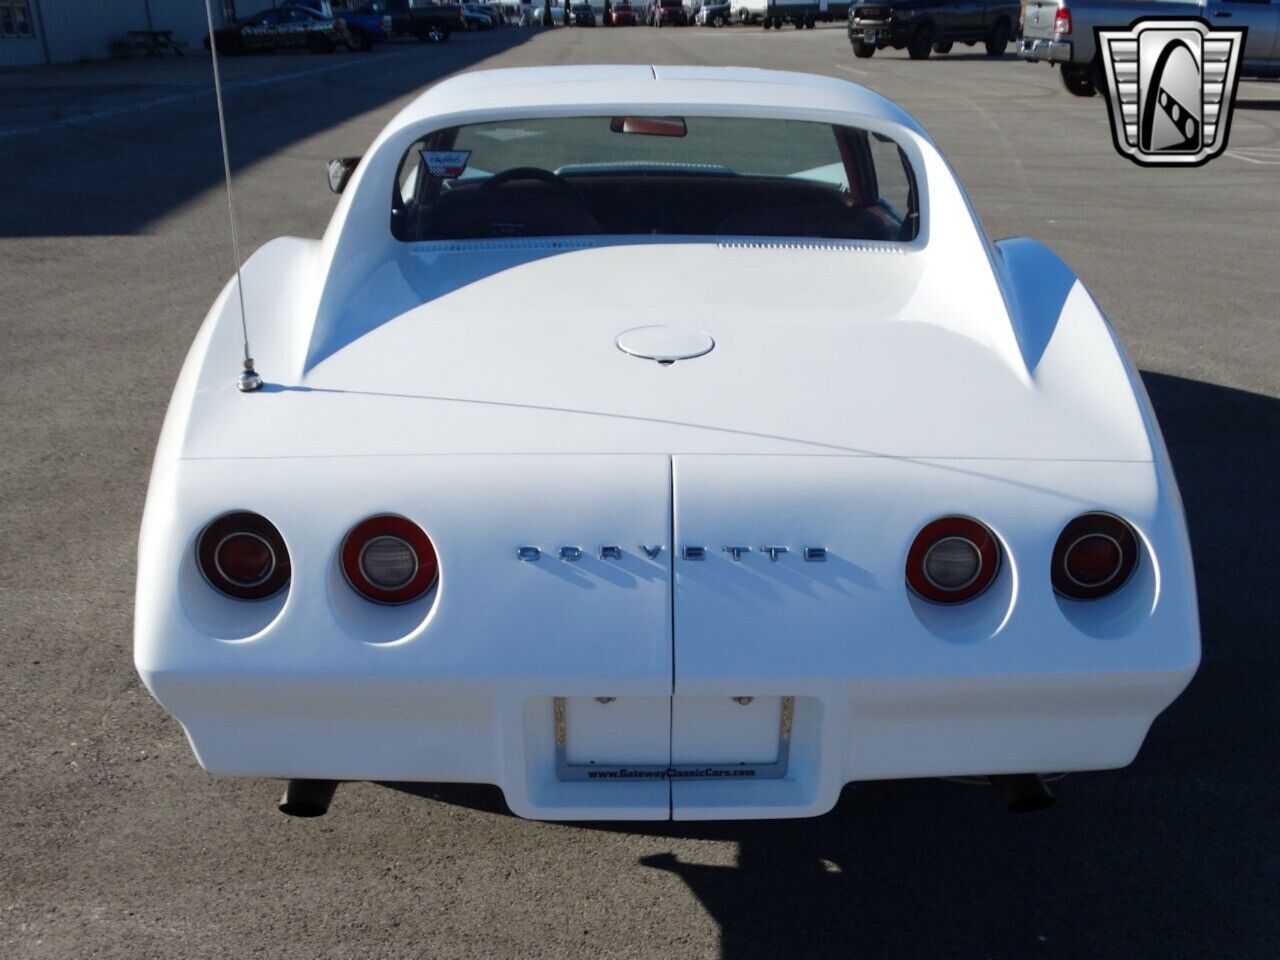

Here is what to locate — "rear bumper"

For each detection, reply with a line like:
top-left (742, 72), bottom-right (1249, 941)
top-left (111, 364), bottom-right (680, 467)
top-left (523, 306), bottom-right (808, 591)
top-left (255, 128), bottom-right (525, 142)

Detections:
top-left (1018, 36), bottom-right (1072, 63)
top-left (848, 21), bottom-right (907, 44)
top-left (147, 668), bottom-right (1193, 821)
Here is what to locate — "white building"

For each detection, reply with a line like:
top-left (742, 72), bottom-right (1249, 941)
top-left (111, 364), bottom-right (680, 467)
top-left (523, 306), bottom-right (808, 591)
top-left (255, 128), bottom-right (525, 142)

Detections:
top-left (0, 1), bottom-right (288, 68)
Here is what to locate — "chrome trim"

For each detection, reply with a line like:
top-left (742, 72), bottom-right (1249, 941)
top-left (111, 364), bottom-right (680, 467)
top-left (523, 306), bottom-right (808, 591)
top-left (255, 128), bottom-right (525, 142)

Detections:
top-left (1061, 532), bottom-right (1124, 589)
top-left (212, 531), bottom-right (275, 588)
top-left (804, 546), bottom-right (827, 562)
top-left (922, 536), bottom-right (982, 592)
top-left (357, 534), bottom-right (419, 590)
top-left (599, 545), bottom-right (623, 560)
top-left (1018, 36), bottom-right (1073, 62)
top-left (559, 546), bottom-right (583, 562)
top-left (683, 546), bottom-right (706, 560)
top-left (760, 545), bottom-right (789, 561)
top-left (516, 546), bottom-right (542, 561)
top-left (723, 546), bottom-right (751, 561)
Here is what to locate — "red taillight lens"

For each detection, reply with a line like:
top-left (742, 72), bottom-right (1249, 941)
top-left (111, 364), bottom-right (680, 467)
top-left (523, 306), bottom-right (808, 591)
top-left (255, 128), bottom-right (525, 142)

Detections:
top-left (1052, 513), bottom-right (1138, 600)
top-left (906, 516), bottom-right (1001, 604)
top-left (197, 512), bottom-right (290, 600)
top-left (342, 515), bottom-right (438, 604)
top-left (1053, 7), bottom-right (1071, 36)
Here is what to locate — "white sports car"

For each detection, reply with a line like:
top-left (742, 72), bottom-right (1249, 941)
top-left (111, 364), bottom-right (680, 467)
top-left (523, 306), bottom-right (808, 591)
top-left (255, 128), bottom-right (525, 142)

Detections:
top-left (134, 65), bottom-right (1199, 821)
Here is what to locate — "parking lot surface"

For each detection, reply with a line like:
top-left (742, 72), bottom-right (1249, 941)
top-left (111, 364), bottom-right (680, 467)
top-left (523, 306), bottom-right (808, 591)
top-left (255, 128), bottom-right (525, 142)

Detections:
top-left (1, 26), bottom-right (1278, 960)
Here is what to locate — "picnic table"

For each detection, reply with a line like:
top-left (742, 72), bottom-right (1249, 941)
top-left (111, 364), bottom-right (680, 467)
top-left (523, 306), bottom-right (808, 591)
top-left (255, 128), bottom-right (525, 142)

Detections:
top-left (122, 30), bottom-right (188, 57)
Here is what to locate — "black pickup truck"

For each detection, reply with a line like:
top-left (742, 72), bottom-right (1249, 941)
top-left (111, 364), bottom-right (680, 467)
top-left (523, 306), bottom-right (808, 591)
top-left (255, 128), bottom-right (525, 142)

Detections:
top-left (384, 0), bottom-right (466, 41)
top-left (848, 0), bottom-right (1019, 59)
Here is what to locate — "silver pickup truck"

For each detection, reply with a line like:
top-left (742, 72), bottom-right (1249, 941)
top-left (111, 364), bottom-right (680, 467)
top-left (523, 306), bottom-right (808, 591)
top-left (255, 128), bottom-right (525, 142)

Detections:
top-left (1019, 0), bottom-right (1280, 95)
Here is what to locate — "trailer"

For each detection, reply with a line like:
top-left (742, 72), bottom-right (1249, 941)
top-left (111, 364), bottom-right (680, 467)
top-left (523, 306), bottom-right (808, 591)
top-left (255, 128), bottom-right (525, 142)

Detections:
top-left (738, 0), bottom-right (819, 28)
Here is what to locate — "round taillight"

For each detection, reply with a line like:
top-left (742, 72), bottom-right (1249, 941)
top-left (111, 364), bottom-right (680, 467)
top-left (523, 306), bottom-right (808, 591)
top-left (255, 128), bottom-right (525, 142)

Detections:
top-left (196, 512), bottom-right (290, 600)
top-left (1052, 513), bottom-right (1138, 600)
top-left (342, 515), bottom-right (438, 604)
top-left (906, 516), bottom-right (1000, 604)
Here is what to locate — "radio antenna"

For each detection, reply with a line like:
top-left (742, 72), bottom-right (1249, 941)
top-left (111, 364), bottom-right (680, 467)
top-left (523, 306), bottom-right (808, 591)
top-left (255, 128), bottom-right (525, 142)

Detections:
top-left (204, 0), bottom-right (261, 392)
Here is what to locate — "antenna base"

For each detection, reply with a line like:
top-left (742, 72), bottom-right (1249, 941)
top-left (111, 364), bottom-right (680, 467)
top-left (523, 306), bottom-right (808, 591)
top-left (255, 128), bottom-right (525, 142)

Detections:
top-left (237, 359), bottom-right (263, 393)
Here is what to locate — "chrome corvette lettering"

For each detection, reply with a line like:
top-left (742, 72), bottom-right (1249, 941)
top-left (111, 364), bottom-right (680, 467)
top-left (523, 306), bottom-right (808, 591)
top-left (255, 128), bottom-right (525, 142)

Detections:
top-left (519, 544), bottom-right (827, 561)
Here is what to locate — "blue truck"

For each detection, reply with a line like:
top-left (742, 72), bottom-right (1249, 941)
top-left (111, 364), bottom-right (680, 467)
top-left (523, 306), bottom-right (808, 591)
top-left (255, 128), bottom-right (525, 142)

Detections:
top-left (284, 0), bottom-right (396, 50)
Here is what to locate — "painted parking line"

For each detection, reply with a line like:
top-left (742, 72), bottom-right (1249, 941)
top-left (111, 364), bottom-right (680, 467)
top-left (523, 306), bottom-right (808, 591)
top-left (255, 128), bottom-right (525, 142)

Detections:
top-left (0, 50), bottom-right (415, 140)
top-left (1227, 148), bottom-right (1280, 166)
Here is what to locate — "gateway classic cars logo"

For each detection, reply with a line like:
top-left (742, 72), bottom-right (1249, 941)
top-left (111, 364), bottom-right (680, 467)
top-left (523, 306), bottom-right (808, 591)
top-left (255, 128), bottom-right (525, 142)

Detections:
top-left (1096, 18), bottom-right (1245, 167)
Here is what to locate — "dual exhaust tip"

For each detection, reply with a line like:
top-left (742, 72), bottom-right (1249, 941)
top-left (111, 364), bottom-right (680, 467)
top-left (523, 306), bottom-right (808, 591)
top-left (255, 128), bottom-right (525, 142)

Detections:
top-left (279, 779), bottom-right (339, 818)
top-left (276, 774), bottom-right (1055, 817)
top-left (989, 773), bottom-right (1056, 813)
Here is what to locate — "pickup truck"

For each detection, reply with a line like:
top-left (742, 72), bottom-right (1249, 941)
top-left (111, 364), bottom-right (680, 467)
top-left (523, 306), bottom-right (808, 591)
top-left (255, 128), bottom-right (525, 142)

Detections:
top-left (383, 0), bottom-right (465, 41)
top-left (847, 0), bottom-right (1020, 59)
top-left (283, 0), bottom-right (393, 49)
top-left (1019, 0), bottom-right (1280, 96)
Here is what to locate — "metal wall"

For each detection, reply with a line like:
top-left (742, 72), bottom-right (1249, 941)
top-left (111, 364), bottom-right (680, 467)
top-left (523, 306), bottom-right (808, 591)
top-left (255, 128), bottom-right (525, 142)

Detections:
top-left (0, 0), bottom-right (226, 67)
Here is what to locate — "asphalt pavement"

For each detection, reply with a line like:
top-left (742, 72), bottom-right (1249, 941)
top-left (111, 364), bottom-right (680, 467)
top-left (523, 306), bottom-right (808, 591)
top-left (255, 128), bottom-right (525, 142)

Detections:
top-left (1, 25), bottom-right (1278, 960)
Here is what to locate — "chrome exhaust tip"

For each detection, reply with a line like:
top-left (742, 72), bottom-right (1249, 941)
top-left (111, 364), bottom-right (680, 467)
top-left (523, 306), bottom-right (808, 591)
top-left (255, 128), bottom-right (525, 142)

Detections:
top-left (278, 779), bottom-right (338, 817)
top-left (989, 774), bottom-right (1055, 813)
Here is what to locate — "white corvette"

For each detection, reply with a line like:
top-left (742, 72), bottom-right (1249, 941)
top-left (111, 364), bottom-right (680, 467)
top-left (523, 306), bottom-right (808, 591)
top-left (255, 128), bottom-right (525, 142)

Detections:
top-left (134, 65), bottom-right (1199, 821)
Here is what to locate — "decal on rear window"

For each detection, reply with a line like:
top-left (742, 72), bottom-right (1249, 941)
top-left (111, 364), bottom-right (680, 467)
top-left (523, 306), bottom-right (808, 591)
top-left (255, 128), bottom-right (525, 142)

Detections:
top-left (421, 149), bottom-right (471, 178)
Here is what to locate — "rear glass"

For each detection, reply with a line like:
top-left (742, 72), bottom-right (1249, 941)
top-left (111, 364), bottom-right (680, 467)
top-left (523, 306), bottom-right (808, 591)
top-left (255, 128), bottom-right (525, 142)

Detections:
top-left (392, 115), bottom-right (919, 243)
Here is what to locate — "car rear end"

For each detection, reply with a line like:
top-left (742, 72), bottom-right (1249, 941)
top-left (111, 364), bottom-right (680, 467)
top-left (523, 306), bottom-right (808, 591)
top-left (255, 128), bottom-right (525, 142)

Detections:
top-left (137, 81), bottom-right (1200, 821)
top-left (657, 0), bottom-right (686, 23)
top-left (1018, 0), bottom-right (1077, 63)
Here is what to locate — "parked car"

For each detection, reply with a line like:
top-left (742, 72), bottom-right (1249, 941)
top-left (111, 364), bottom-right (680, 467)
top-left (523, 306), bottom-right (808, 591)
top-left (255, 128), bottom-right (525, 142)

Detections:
top-left (848, 0), bottom-right (1018, 59)
top-left (1019, 0), bottom-right (1280, 96)
top-left (608, 0), bottom-right (637, 23)
top-left (204, 6), bottom-right (348, 54)
top-left (284, 0), bottom-right (392, 50)
top-left (696, 0), bottom-right (732, 25)
top-left (138, 65), bottom-right (1198, 824)
top-left (384, 0), bottom-right (464, 41)
top-left (739, 0), bottom-right (843, 21)
top-left (537, 2), bottom-right (569, 23)
top-left (647, 0), bottom-right (688, 25)
top-left (462, 2), bottom-right (497, 27)
top-left (571, 2), bottom-right (598, 23)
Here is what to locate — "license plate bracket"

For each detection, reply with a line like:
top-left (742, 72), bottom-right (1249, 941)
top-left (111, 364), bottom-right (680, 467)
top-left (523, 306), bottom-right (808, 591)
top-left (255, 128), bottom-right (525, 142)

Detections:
top-left (554, 696), bottom-right (794, 782)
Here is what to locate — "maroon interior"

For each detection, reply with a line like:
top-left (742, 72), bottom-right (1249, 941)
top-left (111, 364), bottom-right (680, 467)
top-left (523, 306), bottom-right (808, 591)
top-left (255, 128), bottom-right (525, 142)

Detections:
top-left (406, 174), bottom-right (904, 242)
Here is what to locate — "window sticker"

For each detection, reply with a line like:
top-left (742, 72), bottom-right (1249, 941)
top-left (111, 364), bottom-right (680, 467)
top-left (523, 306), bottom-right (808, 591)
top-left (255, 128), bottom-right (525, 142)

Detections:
top-left (421, 149), bottom-right (471, 178)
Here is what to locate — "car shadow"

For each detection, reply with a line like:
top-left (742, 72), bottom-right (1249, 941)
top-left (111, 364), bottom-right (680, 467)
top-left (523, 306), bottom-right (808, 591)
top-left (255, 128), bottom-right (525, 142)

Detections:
top-left (870, 50), bottom-right (1018, 61)
top-left (0, 32), bottom-right (541, 238)
top-left (383, 370), bottom-right (1280, 958)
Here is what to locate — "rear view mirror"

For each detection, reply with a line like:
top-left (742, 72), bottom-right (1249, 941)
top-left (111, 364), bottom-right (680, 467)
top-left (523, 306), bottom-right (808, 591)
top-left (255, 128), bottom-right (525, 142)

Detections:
top-left (327, 156), bottom-right (361, 194)
top-left (609, 117), bottom-right (687, 137)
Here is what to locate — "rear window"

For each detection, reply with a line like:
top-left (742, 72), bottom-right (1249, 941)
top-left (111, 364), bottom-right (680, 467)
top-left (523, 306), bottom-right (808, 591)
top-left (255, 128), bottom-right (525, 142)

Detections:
top-left (392, 115), bottom-right (919, 243)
